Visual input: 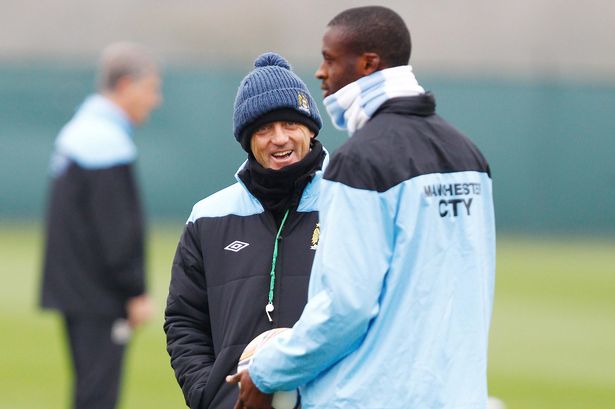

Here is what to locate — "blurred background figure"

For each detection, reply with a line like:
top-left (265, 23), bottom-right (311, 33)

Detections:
top-left (40, 41), bottom-right (161, 409)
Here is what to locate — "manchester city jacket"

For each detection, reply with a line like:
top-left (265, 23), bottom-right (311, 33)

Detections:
top-left (41, 95), bottom-right (145, 318)
top-left (249, 94), bottom-right (496, 409)
top-left (164, 155), bottom-right (327, 409)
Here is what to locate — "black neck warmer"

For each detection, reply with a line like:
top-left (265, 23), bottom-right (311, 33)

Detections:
top-left (238, 140), bottom-right (325, 222)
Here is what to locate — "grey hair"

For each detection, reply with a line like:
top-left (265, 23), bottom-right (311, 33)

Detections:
top-left (96, 42), bottom-right (158, 92)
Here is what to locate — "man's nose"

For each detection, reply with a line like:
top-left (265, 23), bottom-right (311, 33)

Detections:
top-left (315, 63), bottom-right (326, 79)
top-left (270, 124), bottom-right (289, 144)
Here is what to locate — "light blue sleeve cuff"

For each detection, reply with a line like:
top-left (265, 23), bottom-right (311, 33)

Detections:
top-left (248, 365), bottom-right (276, 394)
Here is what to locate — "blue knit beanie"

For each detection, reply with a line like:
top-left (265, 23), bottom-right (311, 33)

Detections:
top-left (233, 52), bottom-right (322, 152)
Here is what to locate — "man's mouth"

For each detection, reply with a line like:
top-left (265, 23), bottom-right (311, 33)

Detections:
top-left (272, 150), bottom-right (293, 159)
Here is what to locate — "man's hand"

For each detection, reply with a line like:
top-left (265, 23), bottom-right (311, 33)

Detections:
top-left (226, 370), bottom-right (273, 409)
top-left (126, 294), bottom-right (154, 328)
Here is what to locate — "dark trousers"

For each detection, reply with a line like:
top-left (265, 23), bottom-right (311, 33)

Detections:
top-left (64, 315), bottom-right (127, 409)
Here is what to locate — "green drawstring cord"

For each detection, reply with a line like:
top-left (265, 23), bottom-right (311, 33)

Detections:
top-left (266, 209), bottom-right (290, 322)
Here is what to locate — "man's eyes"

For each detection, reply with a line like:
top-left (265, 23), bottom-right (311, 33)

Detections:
top-left (255, 124), bottom-right (272, 133)
top-left (255, 122), bottom-right (298, 134)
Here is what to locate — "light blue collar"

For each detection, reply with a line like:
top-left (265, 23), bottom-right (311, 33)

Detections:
top-left (234, 148), bottom-right (330, 213)
top-left (77, 94), bottom-right (134, 136)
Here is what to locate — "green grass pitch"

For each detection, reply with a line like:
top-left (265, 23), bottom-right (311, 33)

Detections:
top-left (0, 222), bottom-right (613, 408)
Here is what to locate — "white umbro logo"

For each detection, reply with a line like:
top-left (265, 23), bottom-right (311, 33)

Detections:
top-left (224, 241), bottom-right (250, 252)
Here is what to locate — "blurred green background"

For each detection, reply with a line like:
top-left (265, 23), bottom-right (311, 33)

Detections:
top-left (1, 1), bottom-right (614, 408)
top-left (2, 65), bottom-right (615, 233)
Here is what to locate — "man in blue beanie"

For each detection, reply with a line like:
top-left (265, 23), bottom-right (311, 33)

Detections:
top-left (164, 52), bottom-right (329, 409)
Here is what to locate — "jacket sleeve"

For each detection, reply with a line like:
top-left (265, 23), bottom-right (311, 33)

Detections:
top-left (249, 175), bottom-right (395, 392)
top-left (164, 222), bottom-right (215, 408)
top-left (88, 164), bottom-right (145, 298)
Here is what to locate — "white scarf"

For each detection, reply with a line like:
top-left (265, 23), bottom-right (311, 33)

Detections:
top-left (323, 65), bottom-right (425, 135)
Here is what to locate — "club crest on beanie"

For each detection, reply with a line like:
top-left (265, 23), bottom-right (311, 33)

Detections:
top-left (233, 52), bottom-right (322, 152)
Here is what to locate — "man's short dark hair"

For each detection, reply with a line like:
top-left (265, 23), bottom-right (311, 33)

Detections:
top-left (328, 6), bottom-right (411, 67)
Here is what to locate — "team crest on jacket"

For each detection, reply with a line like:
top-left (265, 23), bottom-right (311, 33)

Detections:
top-left (298, 92), bottom-right (310, 114)
top-left (310, 223), bottom-right (320, 250)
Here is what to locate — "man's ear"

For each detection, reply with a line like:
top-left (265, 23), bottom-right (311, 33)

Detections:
top-left (361, 53), bottom-right (381, 75)
top-left (114, 75), bottom-right (133, 93)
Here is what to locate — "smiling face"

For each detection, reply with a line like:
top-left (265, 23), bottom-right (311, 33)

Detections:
top-left (315, 26), bottom-right (366, 98)
top-left (250, 121), bottom-right (314, 170)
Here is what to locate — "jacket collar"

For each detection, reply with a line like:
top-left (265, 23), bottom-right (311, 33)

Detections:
top-left (77, 94), bottom-right (134, 136)
top-left (373, 92), bottom-right (437, 118)
top-left (234, 148), bottom-right (330, 212)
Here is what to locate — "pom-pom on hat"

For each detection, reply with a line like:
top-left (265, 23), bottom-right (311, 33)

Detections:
top-left (233, 52), bottom-right (322, 152)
